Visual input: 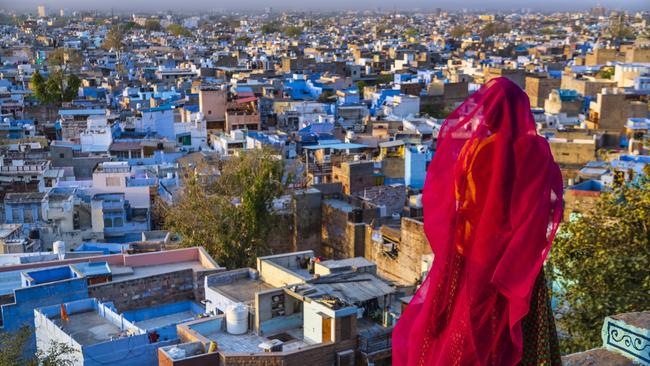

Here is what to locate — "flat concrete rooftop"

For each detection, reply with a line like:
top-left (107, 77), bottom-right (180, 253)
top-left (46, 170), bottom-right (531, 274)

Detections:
top-left (209, 277), bottom-right (273, 305)
top-left (135, 310), bottom-right (197, 330)
top-left (206, 327), bottom-right (311, 354)
top-left (54, 311), bottom-right (122, 346)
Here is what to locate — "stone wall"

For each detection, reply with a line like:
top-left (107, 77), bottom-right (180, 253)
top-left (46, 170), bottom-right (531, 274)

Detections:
top-left (549, 140), bottom-right (596, 166)
top-left (219, 339), bottom-right (356, 366)
top-left (321, 201), bottom-right (366, 259)
top-left (332, 161), bottom-right (375, 195)
top-left (560, 75), bottom-right (616, 97)
top-left (525, 75), bottom-right (560, 108)
top-left (267, 212), bottom-right (295, 254)
top-left (292, 189), bottom-right (323, 255)
top-left (89, 268), bottom-right (220, 311)
top-left (363, 217), bottom-right (431, 285)
top-left (267, 190), bottom-right (323, 256)
top-left (382, 157), bottom-right (405, 181)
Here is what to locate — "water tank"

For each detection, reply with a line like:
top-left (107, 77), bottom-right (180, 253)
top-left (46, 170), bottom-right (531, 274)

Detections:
top-left (53, 241), bottom-right (65, 260)
top-left (226, 303), bottom-right (248, 335)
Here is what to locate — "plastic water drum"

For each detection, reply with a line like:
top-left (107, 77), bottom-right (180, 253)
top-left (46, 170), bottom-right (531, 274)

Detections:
top-left (226, 303), bottom-right (248, 335)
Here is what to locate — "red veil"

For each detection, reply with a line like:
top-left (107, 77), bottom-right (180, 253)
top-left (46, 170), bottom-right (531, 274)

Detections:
top-left (392, 77), bottom-right (563, 366)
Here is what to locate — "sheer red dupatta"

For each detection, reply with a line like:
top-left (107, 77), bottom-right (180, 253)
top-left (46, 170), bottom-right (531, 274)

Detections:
top-left (392, 77), bottom-right (563, 366)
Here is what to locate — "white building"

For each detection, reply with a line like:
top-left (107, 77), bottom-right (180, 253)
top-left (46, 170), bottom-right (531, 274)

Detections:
top-left (383, 95), bottom-right (420, 118)
top-left (80, 116), bottom-right (113, 153)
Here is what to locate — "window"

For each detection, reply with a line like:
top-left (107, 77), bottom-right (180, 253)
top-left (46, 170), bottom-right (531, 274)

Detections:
top-left (59, 153), bottom-right (65, 158)
top-left (104, 218), bottom-right (113, 228)
top-left (115, 151), bottom-right (129, 159)
top-left (113, 217), bottom-right (123, 227)
top-left (208, 110), bottom-right (212, 115)
top-left (11, 208), bottom-right (19, 223)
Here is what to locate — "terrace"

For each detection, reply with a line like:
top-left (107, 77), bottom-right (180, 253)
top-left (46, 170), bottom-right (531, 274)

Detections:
top-left (55, 309), bottom-right (123, 346)
top-left (178, 314), bottom-right (311, 354)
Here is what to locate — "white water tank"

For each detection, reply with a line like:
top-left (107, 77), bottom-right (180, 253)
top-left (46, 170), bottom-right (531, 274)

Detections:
top-left (226, 303), bottom-right (248, 335)
top-left (53, 241), bottom-right (65, 260)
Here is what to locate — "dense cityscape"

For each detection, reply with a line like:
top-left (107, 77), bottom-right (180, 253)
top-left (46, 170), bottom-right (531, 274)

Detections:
top-left (0, 3), bottom-right (648, 365)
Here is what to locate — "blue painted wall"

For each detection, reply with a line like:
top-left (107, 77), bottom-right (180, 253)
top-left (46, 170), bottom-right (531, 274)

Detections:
top-left (405, 147), bottom-right (431, 189)
top-left (1, 277), bottom-right (88, 353)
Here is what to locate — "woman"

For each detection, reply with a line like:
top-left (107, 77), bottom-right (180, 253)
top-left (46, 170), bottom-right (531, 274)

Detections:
top-left (393, 77), bottom-right (564, 366)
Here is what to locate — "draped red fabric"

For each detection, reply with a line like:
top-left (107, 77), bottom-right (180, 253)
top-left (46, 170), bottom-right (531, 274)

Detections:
top-left (392, 77), bottom-right (563, 366)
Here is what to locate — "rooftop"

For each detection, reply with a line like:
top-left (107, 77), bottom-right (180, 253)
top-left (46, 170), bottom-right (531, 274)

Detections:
top-left (207, 327), bottom-right (310, 353)
top-left (55, 310), bottom-right (122, 346)
top-left (209, 276), bottom-right (273, 305)
top-left (4, 192), bottom-right (46, 204)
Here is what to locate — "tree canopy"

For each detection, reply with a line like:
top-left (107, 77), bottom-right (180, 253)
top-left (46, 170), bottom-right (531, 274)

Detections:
top-left (47, 48), bottom-right (82, 73)
top-left (164, 149), bottom-right (292, 269)
top-left (103, 25), bottom-right (126, 52)
top-left (166, 24), bottom-right (192, 37)
top-left (144, 19), bottom-right (162, 31)
top-left (30, 70), bottom-right (81, 106)
top-left (261, 22), bottom-right (282, 34)
top-left (404, 28), bottom-right (418, 38)
top-left (0, 326), bottom-right (75, 366)
top-left (480, 22), bottom-right (510, 39)
top-left (608, 13), bottom-right (634, 41)
top-left (548, 170), bottom-right (650, 353)
top-left (283, 26), bottom-right (303, 38)
top-left (449, 25), bottom-right (468, 38)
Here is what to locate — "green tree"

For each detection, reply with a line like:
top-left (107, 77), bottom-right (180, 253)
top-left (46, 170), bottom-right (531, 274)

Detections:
top-left (0, 326), bottom-right (75, 366)
top-left (376, 73), bottom-right (394, 84)
top-left (609, 13), bottom-right (634, 40)
top-left (121, 21), bottom-right (139, 31)
top-left (62, 74), bottom-right (81, 101)
top-left (480, 22), bottom-right (510, 39)
top-left (47, 48), bottom-right (82, 75)
top-left (30, 70), bottom-right (80, 106)
top-left (144, 19), bottom-right (161, 31)
top-left (404, 28), bottom-right (418, 38)
top-left (596, 66), bottom-right (615, 79)
top-left (166, 24), bottom-right (192, 37)
top-left (283, 26), bottom-right (303, 38)
top-left (421, 104), bottom-right (453, 119)
top-left (548, 174), bottom-right (650, 353)
top-left (261, 22), bottom-right (281, 34)
top-left (165, 149), bottom-right (291, 269)
top-left (0, 326), bottom-right (33, 365)
top-left (450, 25), bottom-right (468, 38)
top-left (44, 48), bottom-right (82, 106)
top-left (103, 25), bottom-right (125, 54)
top-left (30, 70), bottom-right (47, 103)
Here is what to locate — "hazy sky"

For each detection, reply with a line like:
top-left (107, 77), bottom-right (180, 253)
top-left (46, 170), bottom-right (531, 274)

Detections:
top-left (2, 0), bottom-right (648, 12)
